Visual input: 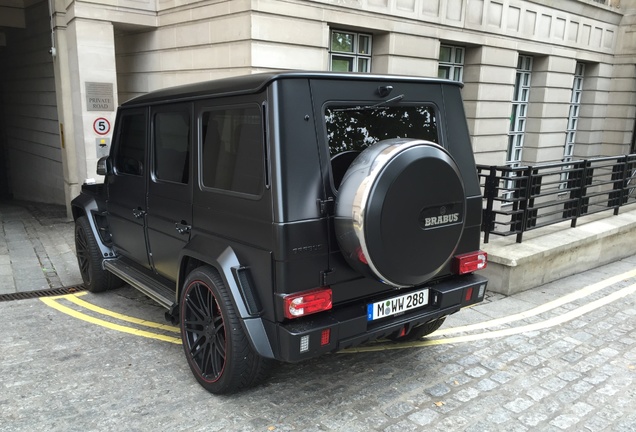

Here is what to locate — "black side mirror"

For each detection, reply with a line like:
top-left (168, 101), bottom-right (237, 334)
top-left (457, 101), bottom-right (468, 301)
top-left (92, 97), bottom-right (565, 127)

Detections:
top-left (96, 156), bottom-right (111, 176)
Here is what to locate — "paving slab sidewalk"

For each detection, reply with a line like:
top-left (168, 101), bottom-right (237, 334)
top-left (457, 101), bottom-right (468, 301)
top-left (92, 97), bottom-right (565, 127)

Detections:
top-left (0, 200), bottom-right (82, 294)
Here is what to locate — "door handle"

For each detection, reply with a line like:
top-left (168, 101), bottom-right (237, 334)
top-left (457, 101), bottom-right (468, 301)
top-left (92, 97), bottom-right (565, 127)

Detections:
top-left (132, 208), bottom-right (146, 219)
top-left (175, 221), bottom-right (191, 235)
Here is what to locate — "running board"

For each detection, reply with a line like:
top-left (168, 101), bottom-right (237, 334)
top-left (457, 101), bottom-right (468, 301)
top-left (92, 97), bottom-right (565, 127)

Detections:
top-left (103, 259), bottom-right (175, 309)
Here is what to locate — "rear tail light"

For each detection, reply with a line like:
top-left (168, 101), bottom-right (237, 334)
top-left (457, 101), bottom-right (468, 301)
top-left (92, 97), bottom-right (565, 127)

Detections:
top-left (283, 288), bottom-right (333, 319)
top-left (453, 251), bottom-right (487, 275)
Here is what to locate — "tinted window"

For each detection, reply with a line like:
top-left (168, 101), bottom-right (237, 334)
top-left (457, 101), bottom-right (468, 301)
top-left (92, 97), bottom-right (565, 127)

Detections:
top-left (325, 105), bottom-right (438, 157)
top-left (201, 106), bottom-right (264, 195)
top-left (114, 112), bottom-right (146, 176)
top-left (154, 110), bottom-right (190, 184)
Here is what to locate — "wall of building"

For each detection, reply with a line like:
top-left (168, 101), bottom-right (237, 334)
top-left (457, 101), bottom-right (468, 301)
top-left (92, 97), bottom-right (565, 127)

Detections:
top-left (0, 0), bottom-right (63, 204)
top-left (1, 0), bottom-right (633, 211)
top-left (108, 0), bottom-right (633, 168)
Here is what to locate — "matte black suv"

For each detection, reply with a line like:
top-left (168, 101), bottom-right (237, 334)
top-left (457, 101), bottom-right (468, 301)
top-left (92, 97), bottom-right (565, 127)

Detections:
top-left (72, 71), bottom-right (488, 394)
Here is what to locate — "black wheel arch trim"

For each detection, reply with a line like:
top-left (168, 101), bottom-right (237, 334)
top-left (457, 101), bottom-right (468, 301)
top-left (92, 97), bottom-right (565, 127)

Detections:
top-left (178, 236), bottom-right (275, 359)
top-left (70, 193), bottom-right (114, 261)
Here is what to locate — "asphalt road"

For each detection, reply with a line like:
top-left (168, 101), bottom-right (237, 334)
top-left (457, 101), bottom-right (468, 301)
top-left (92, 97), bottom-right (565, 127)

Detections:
top-left (2, 257), bottom-right (636, 432)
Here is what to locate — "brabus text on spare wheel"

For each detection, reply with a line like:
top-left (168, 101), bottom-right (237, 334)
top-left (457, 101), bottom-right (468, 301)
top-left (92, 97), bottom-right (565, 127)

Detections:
top-left (424, 213), bottom-right (459, 227)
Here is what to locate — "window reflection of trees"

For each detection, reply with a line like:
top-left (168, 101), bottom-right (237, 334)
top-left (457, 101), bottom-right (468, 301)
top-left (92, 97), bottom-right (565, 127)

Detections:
top-left (325, 106), bottom-right (438, 157)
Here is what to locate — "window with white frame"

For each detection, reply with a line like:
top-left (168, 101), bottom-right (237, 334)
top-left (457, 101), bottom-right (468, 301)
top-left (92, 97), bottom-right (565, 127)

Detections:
top-left (502, 55), bottom-right (532, 200)
top-left (330, 30), bottom-right (372, 73)
top-left (564, 62), bottom-right (585, 164)
top-left (507, 55), bottom-right (533, 168)
top-left (438, 45), bottom-right (464, 82)
top-left (560, 62), bottom-right (585, 190)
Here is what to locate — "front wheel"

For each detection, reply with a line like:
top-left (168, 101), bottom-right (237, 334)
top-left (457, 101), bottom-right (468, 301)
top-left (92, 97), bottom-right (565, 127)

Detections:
top-left (75, 216), bottom-right (122, 292)
top-left (180, 266), bottom-right (271, 394)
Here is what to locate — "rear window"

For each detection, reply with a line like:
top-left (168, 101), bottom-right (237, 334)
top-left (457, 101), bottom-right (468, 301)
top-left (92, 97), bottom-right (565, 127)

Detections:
top-left (325, 105), bottom-right (438, 157)
top-left (325, 105), bottom-right (438, 188)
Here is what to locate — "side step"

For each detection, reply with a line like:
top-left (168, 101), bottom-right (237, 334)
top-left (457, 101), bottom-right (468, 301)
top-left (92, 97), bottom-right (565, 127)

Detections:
top-left (104, 259), bottom-right (175, 309)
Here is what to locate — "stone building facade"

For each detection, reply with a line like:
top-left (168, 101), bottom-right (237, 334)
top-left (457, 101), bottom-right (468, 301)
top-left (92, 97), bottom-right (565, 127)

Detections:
top-left (0, 0), bottom-right (634, 213)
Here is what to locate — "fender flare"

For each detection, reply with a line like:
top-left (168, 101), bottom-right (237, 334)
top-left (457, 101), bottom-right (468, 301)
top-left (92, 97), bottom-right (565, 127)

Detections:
top-left (70, 192), bottom-right (115, 261)
top-left (178, 239), bottom-right (275, 359)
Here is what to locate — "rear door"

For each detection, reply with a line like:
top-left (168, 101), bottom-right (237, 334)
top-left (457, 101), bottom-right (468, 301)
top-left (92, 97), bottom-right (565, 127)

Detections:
top-left (146, 104), bottom-right (193, 282)
top-left (107, 108), bottom-right (150, 268)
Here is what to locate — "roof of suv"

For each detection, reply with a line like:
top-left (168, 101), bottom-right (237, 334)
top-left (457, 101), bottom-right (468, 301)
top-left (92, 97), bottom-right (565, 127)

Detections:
top-left (121, 71), bottom-right (462, 107)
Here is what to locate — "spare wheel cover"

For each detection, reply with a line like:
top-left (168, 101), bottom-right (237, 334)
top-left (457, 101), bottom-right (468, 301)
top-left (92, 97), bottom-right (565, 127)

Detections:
top-left (335, 138), bottom-right (466, 288)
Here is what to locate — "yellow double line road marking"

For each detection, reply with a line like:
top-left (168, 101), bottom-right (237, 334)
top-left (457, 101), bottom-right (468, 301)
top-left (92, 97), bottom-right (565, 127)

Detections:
top-left (40, 269), bottom-right (636, 350)
top-left (40, 292), bottom-right (181, 344)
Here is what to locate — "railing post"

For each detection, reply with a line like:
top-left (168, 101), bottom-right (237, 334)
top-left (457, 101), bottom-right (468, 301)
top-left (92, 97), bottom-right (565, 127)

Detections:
top-left (481, 166), bottom-right (497, 244)
top-left (515, 166), bottom-right (533, 243)
top-left (609, 156), bottom-right (628, 215)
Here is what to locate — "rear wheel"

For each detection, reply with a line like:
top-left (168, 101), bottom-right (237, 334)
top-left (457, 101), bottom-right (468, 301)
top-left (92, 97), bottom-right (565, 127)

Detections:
top-left (180, 266), bottom-right (271, 394)
top-left (74, 216), bottom-right (121, 292)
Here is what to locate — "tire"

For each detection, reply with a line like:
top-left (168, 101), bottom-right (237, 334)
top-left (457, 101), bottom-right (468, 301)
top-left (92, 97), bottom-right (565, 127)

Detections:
top-left (75, 216), bottom-right (122, 292)
top-left (389, 316), bottom-right (447, 342)
top-left (335, 139), bottom-right (466, 288)
top-left (180, 266), bottom-right (272, 394)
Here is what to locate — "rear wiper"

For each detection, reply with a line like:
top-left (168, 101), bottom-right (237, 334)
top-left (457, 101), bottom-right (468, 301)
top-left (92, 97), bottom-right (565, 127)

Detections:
top-left (333, 94), bottom-right (405, 112)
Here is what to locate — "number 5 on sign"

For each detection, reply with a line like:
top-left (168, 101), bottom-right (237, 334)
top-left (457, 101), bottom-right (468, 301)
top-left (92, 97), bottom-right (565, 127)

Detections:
top-left (93, 117), bottom-right (111, 136)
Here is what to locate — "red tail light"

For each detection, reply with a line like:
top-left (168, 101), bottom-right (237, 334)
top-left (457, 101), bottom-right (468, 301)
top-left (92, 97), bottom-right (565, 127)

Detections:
top-left (453, 251), bottom-right (487, 274)
top-left (283, 288), bottom-right (333, 319)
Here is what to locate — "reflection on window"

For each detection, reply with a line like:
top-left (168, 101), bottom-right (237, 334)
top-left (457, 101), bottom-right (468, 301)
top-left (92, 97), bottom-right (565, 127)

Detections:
top-left (325, 105), bottom-right (438, 156)
top-left (325, 105), bottom-right (438, 188)
top-left (330, 30), bottom-right (372, 73)
top-left (201, 106), bottom-right (264, 195)
top-left (114, 112), bottom-right (146, 176)
top-left (154, 110), bottom-right (190, 184)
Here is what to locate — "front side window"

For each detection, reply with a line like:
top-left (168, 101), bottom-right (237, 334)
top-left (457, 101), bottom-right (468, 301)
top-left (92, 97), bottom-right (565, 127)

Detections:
top-left (200, 106), bottom-right (264, 195)
top-left (114, 111), bottom-right (146, 176)
top-left (330, 30), bottom-right (372, 73)
top-left (325, 105), bottom-right (438, 187)
top-left (153, 109), bottom-right (190, 184)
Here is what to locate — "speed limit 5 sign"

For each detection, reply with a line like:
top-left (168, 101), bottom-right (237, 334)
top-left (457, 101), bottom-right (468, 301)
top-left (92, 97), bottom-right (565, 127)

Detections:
top-left (93, 117), bottom-right (111, 136)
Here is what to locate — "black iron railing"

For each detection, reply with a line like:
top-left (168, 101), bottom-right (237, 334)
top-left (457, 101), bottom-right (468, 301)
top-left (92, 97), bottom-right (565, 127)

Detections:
top-left (478, 154), bottom-right (636, 243)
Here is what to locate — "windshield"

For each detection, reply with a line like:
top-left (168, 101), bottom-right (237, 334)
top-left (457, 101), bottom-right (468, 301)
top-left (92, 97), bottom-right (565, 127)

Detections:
top-left (325, 105), bottom-right (438, 157)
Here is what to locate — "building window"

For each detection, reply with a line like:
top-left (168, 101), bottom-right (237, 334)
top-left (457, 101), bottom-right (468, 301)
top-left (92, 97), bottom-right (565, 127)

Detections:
top-left (564, 62), bottom-right (585, 164)
top-left (438, 45), bottom-right (464, 82)
top-left (507, 55), bottom-right (533, 168)
top-left (330, 30), bottom-right (372, 73)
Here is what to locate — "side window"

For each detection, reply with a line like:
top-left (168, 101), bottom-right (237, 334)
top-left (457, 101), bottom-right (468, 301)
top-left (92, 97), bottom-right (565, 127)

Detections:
top-left (114, 111), bottom-right (146, 176)
top-left (153, 109), bottom-right (191, 184)
top-left (200, 106), bottom-right (264, 195)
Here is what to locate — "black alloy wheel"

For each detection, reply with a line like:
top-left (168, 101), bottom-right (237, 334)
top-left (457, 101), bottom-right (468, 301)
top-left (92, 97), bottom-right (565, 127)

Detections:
top-left (180, 266), bottom-right (271, 394)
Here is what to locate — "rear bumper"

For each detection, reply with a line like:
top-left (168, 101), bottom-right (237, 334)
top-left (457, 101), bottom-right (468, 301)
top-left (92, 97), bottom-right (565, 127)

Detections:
top-left (273, 273), bottom-right (487, 362)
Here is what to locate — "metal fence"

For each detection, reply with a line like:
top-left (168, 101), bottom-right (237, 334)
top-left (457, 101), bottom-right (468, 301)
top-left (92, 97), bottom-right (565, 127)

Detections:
top-left (478, 154), bottom-right (636, 243)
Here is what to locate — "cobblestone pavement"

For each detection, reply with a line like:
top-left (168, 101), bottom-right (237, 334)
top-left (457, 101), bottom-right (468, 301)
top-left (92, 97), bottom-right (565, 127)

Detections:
top-left (0, 200), bottom-right (82, 294)
top-left (1, 249), bottom-right (636, 431)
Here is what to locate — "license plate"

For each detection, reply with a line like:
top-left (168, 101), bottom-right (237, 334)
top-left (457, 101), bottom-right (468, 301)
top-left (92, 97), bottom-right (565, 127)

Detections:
top-left (367, 288), bottom-right (429, 321)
